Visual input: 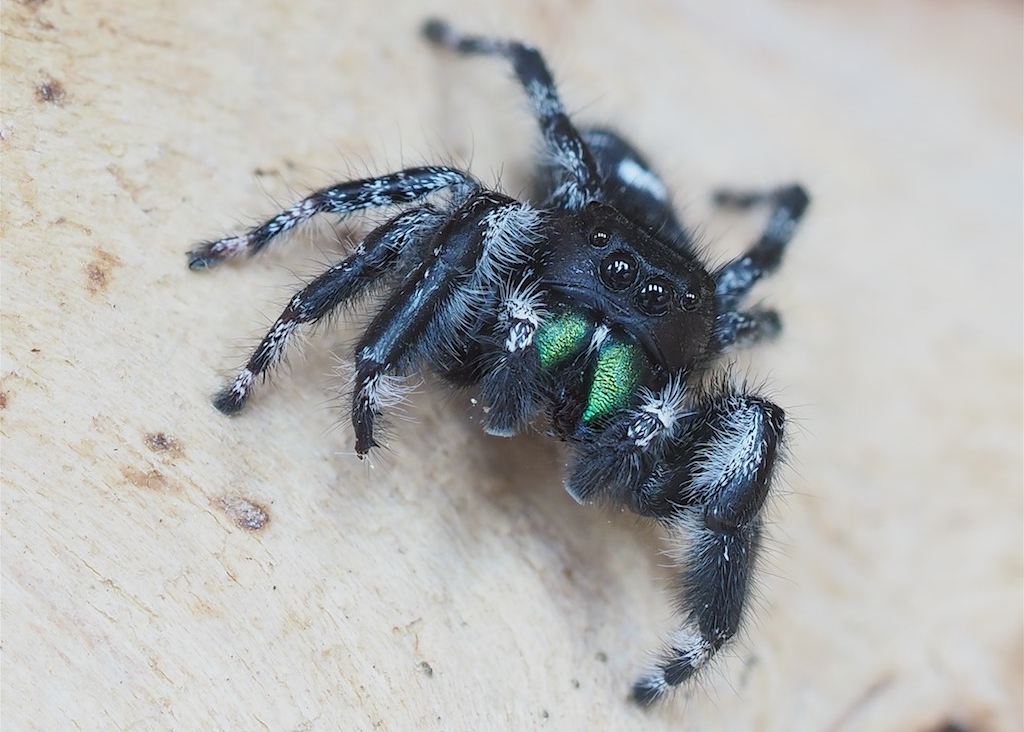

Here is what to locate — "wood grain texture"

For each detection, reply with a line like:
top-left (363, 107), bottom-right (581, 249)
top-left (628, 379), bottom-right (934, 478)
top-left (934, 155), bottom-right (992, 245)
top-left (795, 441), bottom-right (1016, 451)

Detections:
top-left (3, 1), bottom-right (1020, 730)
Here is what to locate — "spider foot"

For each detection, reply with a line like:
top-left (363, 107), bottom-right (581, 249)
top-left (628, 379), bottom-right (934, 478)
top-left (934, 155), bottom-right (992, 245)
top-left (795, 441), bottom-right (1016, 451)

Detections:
top-left (187, 235), bottom-right (251, 269)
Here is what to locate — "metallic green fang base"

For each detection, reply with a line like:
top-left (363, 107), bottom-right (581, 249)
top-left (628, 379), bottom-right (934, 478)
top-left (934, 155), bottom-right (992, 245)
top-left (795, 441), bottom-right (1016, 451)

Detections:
top-left (583, 336), bottom-right (641, 424)
top-left (536, 309), bottom-right (591, 370)
top-left (535, 307), bottom-right (642, 427)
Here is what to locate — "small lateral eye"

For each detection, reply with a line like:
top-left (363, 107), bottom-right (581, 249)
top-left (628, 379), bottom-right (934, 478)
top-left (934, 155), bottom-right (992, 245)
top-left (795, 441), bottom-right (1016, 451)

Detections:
top-left (589, 228), bottom-right (611, 247)
top-left (637, 278), bottom-right (673, 316)
top-left (599, 251), bottom-right (638, 290)
top-left (680, 289), bottom-right (701, 311)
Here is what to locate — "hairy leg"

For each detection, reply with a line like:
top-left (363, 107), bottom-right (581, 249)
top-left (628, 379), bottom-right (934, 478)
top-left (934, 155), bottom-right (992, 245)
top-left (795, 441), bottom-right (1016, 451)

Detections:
top-left (423, 19), bottom-right (602, 210)
top-left (351, 192), bottom-right (541, 455)
top-left (211, 206), bottom-right (446, 414)
top-left (629, 386), bottom-right (785, 705)
top-left (712, 184), bottom-right (809, 311)
top-left (188, 166), bottom-right (476, 268)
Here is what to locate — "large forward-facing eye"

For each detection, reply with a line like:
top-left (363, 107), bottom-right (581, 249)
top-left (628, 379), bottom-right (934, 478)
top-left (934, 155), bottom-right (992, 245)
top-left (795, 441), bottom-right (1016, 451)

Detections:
top-left (637, 278), bottom-right (673, 316)
top-left (600, 251), bottom-right (638, 290)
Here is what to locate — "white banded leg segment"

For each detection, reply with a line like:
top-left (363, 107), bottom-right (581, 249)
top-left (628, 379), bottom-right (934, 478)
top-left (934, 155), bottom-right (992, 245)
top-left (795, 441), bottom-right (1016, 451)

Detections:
top-left (632, 508), bottom-right (761, 706)
top-left (712, 307), bottom-right (782, 352)
top-left (564, 376), bottom-right (692, 505)
top-left (687, 394), bottom-right (783, 519)
top-left (211, 206), bottom-right (445, 415)
top-left (188, 166), bottom-right (476, 268)
top-left (423, 19), bottom-right (602, 210)
top-left (350, 354), bottom-right (420, 456)
top-left (634, 615), bottom-right (716, 706)
top-left (475, 204), bottom-right (544, 285)
top-left (479, 279), bottom-right (547, 437)
top-left (631, 392), bottom-right (783, 706)
top-left (424, 201), bottom-right (545, 363)
top-left (713, 184), bottom-right (810, 311)
top-left (351, 191), bottom-right (529, 455)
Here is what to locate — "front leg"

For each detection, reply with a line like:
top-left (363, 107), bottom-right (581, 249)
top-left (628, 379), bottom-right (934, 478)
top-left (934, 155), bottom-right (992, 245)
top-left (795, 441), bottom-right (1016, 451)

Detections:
top-left (423, 19), bottom-right (603, 210)
top-left (352, 192), bottom-right (540, 455)
top-left (563, 375), bottom-right (691, 505)
top-left (630, 387), bottom-right (785, 706)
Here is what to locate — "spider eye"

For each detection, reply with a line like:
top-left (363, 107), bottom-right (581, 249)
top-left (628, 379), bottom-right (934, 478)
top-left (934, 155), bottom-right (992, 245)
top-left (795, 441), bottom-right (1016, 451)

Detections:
top-left (589, 228), bottom-right (611, 247)
top-left (637, 278), bottom-right (673, 316)
top-left (680, 289), bottom-right (701, 311)
top-left (600, 251), bottom-right (638, 290)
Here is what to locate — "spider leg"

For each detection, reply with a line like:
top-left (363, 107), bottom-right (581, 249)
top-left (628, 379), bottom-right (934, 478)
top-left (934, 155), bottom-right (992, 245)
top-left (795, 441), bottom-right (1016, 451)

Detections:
top-left (423, 19), bottom-right (602, 209)
top-left (211, 206), bottom-right (446, 414)
top-left (188, 166), bottom-right (476, 268)
top-left (578, 128), bottom-right (692, 247)
top-left (629, 386), bottom-right (785, 706)
top-left (351, 192), bottom-right (542, 455)
top-left (711, 307), bottom-right (781, 352)
top-left (712, 184), bottom-right (809, 311)
top-left (564, 376), bottom-right (691, 505)
top-left (477, 277), bottom-right (548, 436)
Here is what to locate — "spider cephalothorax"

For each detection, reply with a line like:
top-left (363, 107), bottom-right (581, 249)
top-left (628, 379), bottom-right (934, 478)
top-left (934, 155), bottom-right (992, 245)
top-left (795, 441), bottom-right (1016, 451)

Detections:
top-left (189, 19), bottom-right (809, 705)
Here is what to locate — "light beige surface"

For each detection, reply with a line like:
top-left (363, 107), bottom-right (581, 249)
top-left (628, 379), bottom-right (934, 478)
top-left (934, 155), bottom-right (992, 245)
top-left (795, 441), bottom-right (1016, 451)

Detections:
top-left (3, 1), bottom-right (1021, 730)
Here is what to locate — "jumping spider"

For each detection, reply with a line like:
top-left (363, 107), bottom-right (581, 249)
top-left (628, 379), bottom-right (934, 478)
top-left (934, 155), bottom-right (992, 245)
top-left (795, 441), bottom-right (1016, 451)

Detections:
top-left (189, 19), bottom-right (809, 705)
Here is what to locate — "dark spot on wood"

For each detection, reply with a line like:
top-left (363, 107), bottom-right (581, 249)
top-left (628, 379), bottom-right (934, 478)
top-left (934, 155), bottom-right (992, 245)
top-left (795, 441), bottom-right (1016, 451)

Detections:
top-left (0, 391), bottom-right (7, 409)
top-left (84, 249), bottom-right (123, 295)
top-left (144, 431), bottom-right (182, 456)
top-left (35, 76), bottom-right (66, 105)
top-left (30, 348), bottom-right (40, 353)
top-left (86, 262), bottom-right (107, 291)
top-left (595, 651), bottom-right (608, 663)
top-left (571, 678), bottom-right (580, 689)
top-left (417, 661), bottom-right (433, 677)
top-left (739, 653), bottom-right (759, 688)
top-left (215, 495), bottom-right (270, 531)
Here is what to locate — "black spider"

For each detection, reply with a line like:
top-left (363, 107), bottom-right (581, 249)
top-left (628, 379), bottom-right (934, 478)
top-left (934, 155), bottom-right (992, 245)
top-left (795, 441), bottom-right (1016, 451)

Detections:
top-left (188, 19), bottom-right (809, 706)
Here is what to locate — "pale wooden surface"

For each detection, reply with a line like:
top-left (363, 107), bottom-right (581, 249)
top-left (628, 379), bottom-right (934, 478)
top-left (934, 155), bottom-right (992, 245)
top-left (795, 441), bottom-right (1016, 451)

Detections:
top-left (3, 1), bottom-right (1021, 730)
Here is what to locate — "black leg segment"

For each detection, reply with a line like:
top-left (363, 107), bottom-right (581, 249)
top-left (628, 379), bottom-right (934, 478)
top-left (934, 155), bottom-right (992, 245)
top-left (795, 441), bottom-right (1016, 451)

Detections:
top-left (210, 206), bottom-right (446, 415)
top-left (629, 389), bottom-right (785, 705)
top-left (188, 166), bottom-right (476, 268)
top-left (713, 184), bottom-right (809, 311)
top-left (423, 19), bottom-right (602, 209)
